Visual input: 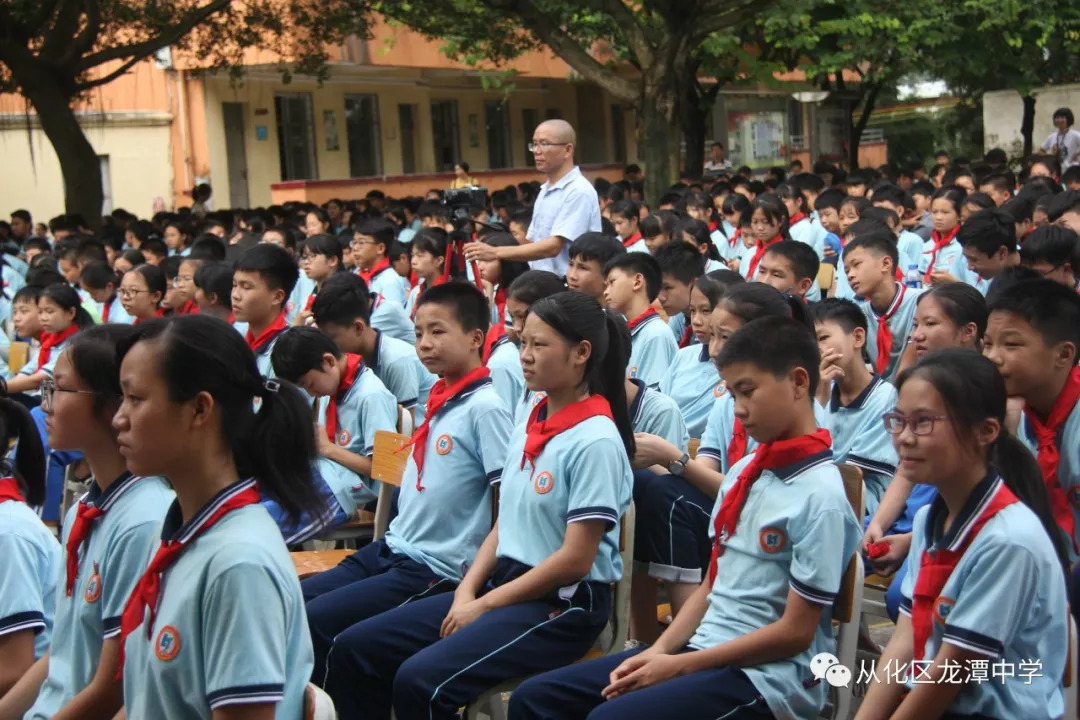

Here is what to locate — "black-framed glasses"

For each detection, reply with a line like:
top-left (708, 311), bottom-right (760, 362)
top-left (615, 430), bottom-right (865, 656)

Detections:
top-left (40, 378), bottom-right (101, 410)
top-left (882, 411), bottom-right (948, 436)
top-left (118, 288), bottom-right (149, 300)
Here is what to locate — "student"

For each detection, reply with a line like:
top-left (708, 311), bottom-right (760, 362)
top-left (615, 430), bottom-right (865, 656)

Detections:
top-left (161, 218), bottom-right (192, 257)
top-left (0, 398), bottom-right (58, 700)
top-left (172, 257), bottom-right (202, 315)
top-left (306, 282), bottom-right (512, 686)
top-left (922, 186), bottom-right (967, 285)
top-left (3, 327), bottom-right (174, 719)
top-left (838, 195), bottom-right (870, 236)
top-left (192, 261), bottom-right (244, 332)
top-left (611, 199), bottom-right (648, 253)
top-left (305, 208), bottom-right (333, 238)
top-left (474, 232), bottom-right (529, 328)
top-left (712, 194), bottom-right (748, 264)
top-left (856, 350), bottom-right (1068, 720)
top-left (321, 291), bottom-right (634, 719)
top-left (406, 228), bottom-right (453, 320)
top-left (112, 249), bottom-right (144, 277)
top-left (777, 182), bottom-right (823, 257)
top-left (870, 184), bottom-right (925, 273)
top-left (659, 271), bottom-right (743, 438)
top-left (843, 229), bottom-right (922, 378)
top-left (678, 219), bottom-right (724, 273)
top-left (958, 207), bottom-right (1020, 290)
top-left (80, 261), bottom-right (133, 325)
top-left (295, 233), bottom-right (344, 326)
top-left (512, 315), bottom-right (861, 720)
top-left (754, 240), bottom-right (819, 302)
top-left (138, 239), bottom-right (168, 266)
top-left (814, 187), bottom-right (846, 264)
top-left (352, 218), bottom-right (406, 305)
top-left (566, 232), bottom-right (625, 302)
top-left (1018, 225), bottom-right (1079, 290)
top-left (119, 264), bottom-right (166, 326)
top-left (812, 299), bottom-right (898, 514)
top-left (505, 270), bottom-right (566, 422)
top-left (6, 285), bottom-right (94, 399)
top-left (654, 241), bottom-right (706, 348)
top-left (159, 257), bottom-right (185, 314)
top-left (114, 315), bottom-right (321, 719)
top-left (738, 194), bottom-right (788, 280)
top-left (387, 238), bottom-right (414, 299)
top-left (984, 279), bottom-right (1080, 553)
top-left (233, 243), bottom-right (299, 378)
top-left (9, 285), bottom-right (43, 365)
top-left (310, 278), bottom-right (435, 421)
top-left (603, 253), bottom-right (677, 388)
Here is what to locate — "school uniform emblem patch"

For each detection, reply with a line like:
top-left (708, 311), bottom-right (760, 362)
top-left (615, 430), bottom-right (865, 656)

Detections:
top-left (155, 625), bottom-right (181, 661)
top-left (534, 471), bottom-right (554, 495)
top-left (435, 434), bottom-right (453, 455)
top-left (337, 429), bottom-right (352, 446)
top-left (84, 562), bottom-right (102, 604)
top-left (629, 366), bottom-right (638, 378)
top-left (713, 381), bottom-right (727, 397)
top-left (933, 596), bottom-right (955, 625)
top-left (758, 527), bottom-right (787, 554)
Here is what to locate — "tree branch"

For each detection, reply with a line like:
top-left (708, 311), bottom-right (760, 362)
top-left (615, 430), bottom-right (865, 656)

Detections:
top-left (693, 0), bottom-right (770, 40)
top-left (74, 52), bottom-right (146, 91)
top-left (41, 0), bottom-right (85, 58)
top-left (61, 0), bottom-right (102, 67)
top-left (579, 0), bottom-right (654, 69)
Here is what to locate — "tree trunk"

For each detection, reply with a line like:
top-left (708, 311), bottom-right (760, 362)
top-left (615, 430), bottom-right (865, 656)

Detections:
top-left (22, 73), bottom-right (103, 230)
top-left (1020, 94), bottom-right (1036, 158)
top-left (637, 80), bottom-right (681, 207)
top-left (848, 82), bottom-right (882, 170)
top-left (683, 103), bottom-right (707, 180)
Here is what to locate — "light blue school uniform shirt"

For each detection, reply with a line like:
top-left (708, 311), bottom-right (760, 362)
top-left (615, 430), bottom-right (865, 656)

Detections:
top-left (514, 389), bottom-right (547, 427)
top-left (834, 254), bottom-right (855, 300)
top-left (404, 282), bottom-right (423, 321)
top-left (621, 236), bottom-right (650, 254)
top-left (315, 361), bottom-right (399, 508)
top-left (856, 282), bottom-right (923, 379)
top-left (627, 310), bottom-right (677, 388)
top-left (285, 272), bottom-right (316, 325)
top-left (659, 344), bottom-right (721, 438)
top-left (716, 227), bottom-right (742, 263)
top-left (897, 230), bottom-right (924, 273)
top-left (1017, 398), bottom-right (1080, 553)
top-left (28, 475), bottom-right (174, 720)
top-left (386, 378), bottom-right (511, 581)
top-left (99, 296), bottom-right (134, 324)
top-left (526, 165), bottom-right (602, 277)
top-left (367, 264), bottom-right (406, 306)
top-left (789, 217), bottom-right (825, 258)
top-left (822, 376), bottom-right (898, 516)
top-left (122, 481), bottom-right (313, 720)
top-left (899, 473), bottom-right (1067, 720)
top-left (666, 312), bottom-right (695, 347)
top-left (918, 235), bottom-right (965, 277)
top-left (497, 410), bottom-right (633, 583)
top-left (371, 330), bottom-right (434, 421)
top-left (370, 292), bottom-right (415, 346)
top-left (0, 497), bottom-right (60, 660)
top-left (736, 241), bottom-right (759, 280)
top-left (486, 334), bottom-right (524, 414)
top-left (690, 450), bottom-right (861, 720)
top-left (250, 324), bottom-right (289, 379)
top-left (629, 378), bottom-right (688, 451)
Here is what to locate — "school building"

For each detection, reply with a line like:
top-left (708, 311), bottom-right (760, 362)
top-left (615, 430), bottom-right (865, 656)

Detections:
top-left (0, 18), bottom-right (885, 220)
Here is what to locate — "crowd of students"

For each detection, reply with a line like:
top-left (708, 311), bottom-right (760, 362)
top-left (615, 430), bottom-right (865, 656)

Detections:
top-left (0, 115), bottom-right (1079, 719)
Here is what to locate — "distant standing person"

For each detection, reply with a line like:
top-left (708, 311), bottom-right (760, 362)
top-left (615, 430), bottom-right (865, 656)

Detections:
top-left (1041, 107), bottom-right (1080, 171)
top-left (464, 120), bottom-right (600, 277)
top-left (450, 162), bottom-right (478, 189)
top-left (703, 142), bottom-right (732, 174)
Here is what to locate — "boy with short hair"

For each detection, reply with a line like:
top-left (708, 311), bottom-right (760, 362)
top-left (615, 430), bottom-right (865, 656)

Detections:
top-left (958, 208), bottom-right (1020, 291)
top-left (812, 298), bottom-right (898, 514)
top-left (1019, 225), bottom-right (1079, 290)
top-left (311, 275), bottom-right (435, 421)
top-left (985, 279), bottom-right (1080, 553)
top-left (566, 232), bottom-right (626, 301)
top-left (654, 242), bottom-right (705, 347)
top-left (978, 171), bottom-right (1015, 206)
top-left (233, 243), bottom-right (299, 377)
top-left (603, 253), bottom-right (678, 387)
top-left (814, 188), bottom-right (846, 264)
top-left (1049, 189), bottom-right (1080, 235)
top-left (869, 184), bottom-right (924, 272)
top-left (909, 182), bottom-right (935, 240)
top-left (610, 199), bottom-right (648, 254)
top-left (843, 229), bottom-right (922, 377)
top-left (755, 240), bottom-right (819, 302)
top-left (323, 273), bottom-right (416, 346)
top-left (352, 217), bottom-right (406, 305)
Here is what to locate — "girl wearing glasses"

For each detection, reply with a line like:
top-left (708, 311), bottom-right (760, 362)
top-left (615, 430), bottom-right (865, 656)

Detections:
top-left (0, 397), bottom-right (58, 704)
top-left (119, 265), bottom-right (166, 326)
top-left (4, 326), bottom-right (174, 720)
top-left (295, 234), bottom-right (345, 327)
top-left (5, 285), bottom-right (94, 400)
top-left (858, 350), bottom-right (1068, 720)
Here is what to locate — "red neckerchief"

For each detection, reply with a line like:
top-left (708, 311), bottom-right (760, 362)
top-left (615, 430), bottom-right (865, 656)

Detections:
top-left (37, 325), bottom-right (79, 372)
top-left (65, 498), bottom-right (105, 596)
top-left (621, 232), bottom-right (643, 249)
top-left (227, 312), bottom-right (236, 325)
top-left (357, 257), bottom-right (392, 285)
top-left (482, 325), bottom-right (507, 365)
top-left (399, 366), bottom-right (490, 490)
top-left (707, 429), bottom-right (832, 583)
top-left (789, 212), bottom-right (808, 226)
top-left (521, 395), bottom-right (614, 477)
top-left (409, 270), bottom-right (419, 289)
top-left (627, 307), bottom-right (658, 332)
top-left (911, 480), bottom-right (1018, 661)
top-left (117, 481), bottom-right (259, 676)
top-left (176, 299), bottom-right (199, 315)
top-left (873, 283), bottom-right (906, 375)
top-left (493, 287), bottom-right (507, 326)
top-left (244, 313), bottom-right (288, 354)
top-left (923, 225), bottom-right (960, 283)
top-left (678, 322), bottom-right (694, 349)
top-left (133, 308), bottom-right (165, 326)
top-left (745, 234), bottom-right (783, 279)
top-left (326, 354), bottom-right (364, 445)
top-left (0, 477), bottom-right (24, 504)
top-left (304, 292), bottom-right (317, 313)
top-left (1023, 365), bottom-right (1080, 550)
top-left (102, 297), bottom-right (116, 323)
top-left (727, 419), bottom-right (748, 468)
top-left (728, 227), bottom-right (741, 249)
top-left (708, 220), bottom-right (719, 233)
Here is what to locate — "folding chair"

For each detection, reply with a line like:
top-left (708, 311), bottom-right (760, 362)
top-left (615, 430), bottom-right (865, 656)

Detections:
top-left (824, 463), bottom-right (865, 720)
top-left (304, 682), bottom-right (338, 720)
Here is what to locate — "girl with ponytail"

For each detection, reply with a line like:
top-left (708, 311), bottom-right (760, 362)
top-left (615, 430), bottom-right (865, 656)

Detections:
top-left (858, 349), bottom-right (1067, 719)
top-left (112, 315), bottom-right (321, 719)
top-left (321, 290), bottom-right (633, 719)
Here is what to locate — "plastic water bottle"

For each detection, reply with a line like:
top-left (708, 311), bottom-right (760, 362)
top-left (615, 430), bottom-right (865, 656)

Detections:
top-left (905, 264), bottom-right (922, 289)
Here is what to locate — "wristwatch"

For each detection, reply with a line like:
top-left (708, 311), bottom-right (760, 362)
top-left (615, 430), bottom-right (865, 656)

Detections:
top-left (667, 451), bottom-right (691, 476)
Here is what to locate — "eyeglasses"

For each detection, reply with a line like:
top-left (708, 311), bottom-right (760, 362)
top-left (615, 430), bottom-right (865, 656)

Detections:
top-left (882, 411), bottom-right (948, 436)
top-left (171, 276), bottom-right (193, 288)
top-left (118, 288), bottom-right (149, 299)
top-left (528, 141), bottom-right (569, 152)
top-left (40, 378), bottom-right (101, 410)
top-left (350, 239), bottom-right (377, 249)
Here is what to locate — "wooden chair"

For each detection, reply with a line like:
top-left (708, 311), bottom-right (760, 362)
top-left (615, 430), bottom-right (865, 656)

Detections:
top-left (1066, 614), bottom-right (1076, 720)
top-left (817, 263), bottom-right (836, 295)
top-left (688, 437), bottom-right (700, 459)
top-left (303, 682), bottom-right (338, 719)
top-left (8, 341), bottom-right (28, 374)
top-left (464, 503), bottom-right (637, 720)
top-left (292, 549), bottom-right (353, 580)
top-left (824, 463), bottom-right (864, 720)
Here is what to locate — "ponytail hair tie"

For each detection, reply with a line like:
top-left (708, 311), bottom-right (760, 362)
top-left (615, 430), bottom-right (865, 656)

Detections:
top-left (262, 379), bottom-right (280, 395)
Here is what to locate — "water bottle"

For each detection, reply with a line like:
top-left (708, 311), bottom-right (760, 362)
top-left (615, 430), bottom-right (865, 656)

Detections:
top-left (905, 264), bottom-right (922, 289)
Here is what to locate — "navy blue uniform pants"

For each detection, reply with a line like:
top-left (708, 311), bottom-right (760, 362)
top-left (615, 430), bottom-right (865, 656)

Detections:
top-left (632, 470), bottom-right (714, 583)
top-left (302, 539), bottom-right (455, 684)
top-left (510, 647), bottom-right (772, 719)
top-left (323, 559), bottom-right (610, 720)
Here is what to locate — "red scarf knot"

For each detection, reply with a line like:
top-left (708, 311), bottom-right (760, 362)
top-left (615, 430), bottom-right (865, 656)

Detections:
top-left (621, 232), bottom-right (643, 249)
top-left (521, 395), bottom-right (614, 478)
top-left (357, 257), bottom-right (392, 286)
top-left (873, 283), bottom-right (907, 376)
top-left (245, 313), bottom-right (288, 354)
top-left (923, 225), bottom-right (960, 284)
top-left (325, 354), bottom-right (364, 445)
top-left (0, 477), bottom-right (25, 504)
top-left (745, 234), bottom-right (783, 279)
top-left (37, 325), bottom-right (79, 372)
top-left (1023, 365), bottom-right (1080, 551)
top-left (627, 307), bottom-right (659, 333)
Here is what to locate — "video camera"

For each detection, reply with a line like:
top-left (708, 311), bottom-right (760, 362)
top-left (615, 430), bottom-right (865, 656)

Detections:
top-left (442, 186), bottom-right (489, 231)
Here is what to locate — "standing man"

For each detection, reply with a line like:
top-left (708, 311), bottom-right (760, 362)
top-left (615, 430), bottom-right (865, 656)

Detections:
top-left (465, 119), bottom-right (599, 277)
top-left (703, 142), bottom-right (731, 174)
top-left (1041, 107), bottom-right (1080, 171)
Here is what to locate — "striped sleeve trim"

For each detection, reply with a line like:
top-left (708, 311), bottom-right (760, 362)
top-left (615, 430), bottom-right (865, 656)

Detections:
top-left (846, 454), bottom-right (897, 477)
top-left (207, 684), bottom-right (286, 708)
top-left (0, 611), bottom-right (45, 635)
top-left (485, 469), bottom-right (502, 486)
top-left (790, 578), bottom-right (837, 605)
top-left (103, 616), bottom-right (122, 638)
top-left (696, 447), bottom-right (722, 462)
top-left (943, 625), bottom-right (1003, 657)
top-left (567, 506), bottom-right (618, 529)
top-left (899, 595), bottom-right (912, 616)
top-left (400, 397), bottom-right (418, 409)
